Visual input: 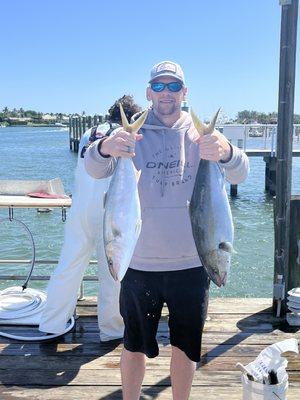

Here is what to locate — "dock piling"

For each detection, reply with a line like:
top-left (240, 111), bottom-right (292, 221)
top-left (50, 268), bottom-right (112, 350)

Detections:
top-left (264, 156), bottom-right (277, 196)
top-left (287, 196), bottom-right (300, 292)
top-left (230, 138), bottom-right (244, 197)
top-left (273, 0), bottom-right (298, 316)
top-left (69, 114), bottom-right (104, 152)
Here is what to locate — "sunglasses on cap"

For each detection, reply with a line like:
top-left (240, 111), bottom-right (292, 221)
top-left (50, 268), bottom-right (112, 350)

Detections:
top-left (150, 81), bottom-right (183, 93)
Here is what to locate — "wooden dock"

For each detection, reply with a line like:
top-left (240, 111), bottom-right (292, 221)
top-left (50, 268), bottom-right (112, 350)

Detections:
top-left (0, 298), bottom-right (299, 399)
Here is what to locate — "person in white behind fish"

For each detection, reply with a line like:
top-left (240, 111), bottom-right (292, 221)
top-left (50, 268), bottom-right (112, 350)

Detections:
top-left (39, 96), bottom-right (141, 342)
top-left (84, 61), bottom-right (249, 400)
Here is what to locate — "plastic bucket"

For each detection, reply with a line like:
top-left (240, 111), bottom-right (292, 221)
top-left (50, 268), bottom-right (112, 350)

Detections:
top-left (241, 374), bottom-right (288, 400)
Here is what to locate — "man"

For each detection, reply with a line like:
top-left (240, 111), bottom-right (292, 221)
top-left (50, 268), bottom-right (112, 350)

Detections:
top-left (84, 61), bottom-right (249, 399)
top-left (39, 95), bottom-right (141, 342)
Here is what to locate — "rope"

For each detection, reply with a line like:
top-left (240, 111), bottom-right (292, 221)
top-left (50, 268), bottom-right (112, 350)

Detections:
top-left (0, 286), bottom-right (75, 341)
top-left (0, 217), bottom-right (36, 290)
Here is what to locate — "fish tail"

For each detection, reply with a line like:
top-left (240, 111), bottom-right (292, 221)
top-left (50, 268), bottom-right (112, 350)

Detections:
top-left (130, 109), bottom-right (148, 133)
top-left (119, 103), bottom-right (131, 132)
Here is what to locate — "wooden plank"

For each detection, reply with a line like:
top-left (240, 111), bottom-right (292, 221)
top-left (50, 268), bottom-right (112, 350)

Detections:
top-left (76, 297), bottom-right (273, 315)
top-left (0, 315), bottom-right (297, 341)
top-left (75, 298), bottom-right (275, 317)
top-left (76, 306), bottom-right (276, 319)
top-left (0, 368), bottom-right (300, 386)
top-left (71, 314), bottom-right (289, 333)
top-left (0, 354), bottom-right (299, 371)
top-left (1, 330), bottom-right (298, 346)
top-left (1, 341), bottom-right (299, 358)
top-left (1, 386), bottom-right (300, 400)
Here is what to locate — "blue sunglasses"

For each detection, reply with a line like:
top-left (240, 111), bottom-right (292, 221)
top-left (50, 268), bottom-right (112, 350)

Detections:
top-left (150, 81), bottom-right (183, 93)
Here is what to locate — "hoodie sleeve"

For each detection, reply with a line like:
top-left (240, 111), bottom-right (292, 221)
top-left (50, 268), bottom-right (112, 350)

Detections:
top-left (84, 139), bottom-right (118, 179)
top-left (219, 145), bottom-right (250, 184)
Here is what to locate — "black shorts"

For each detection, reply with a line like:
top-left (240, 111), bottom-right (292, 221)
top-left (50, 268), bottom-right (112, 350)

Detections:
top-left (120, 267), bottom-right (210, 362)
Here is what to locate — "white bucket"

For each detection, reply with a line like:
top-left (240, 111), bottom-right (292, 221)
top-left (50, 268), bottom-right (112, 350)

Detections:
top-left (241, 374), bottom-right (288, 400)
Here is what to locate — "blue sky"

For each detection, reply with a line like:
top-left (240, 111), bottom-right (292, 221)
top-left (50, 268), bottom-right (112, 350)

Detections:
top-left (0, 0), bottom-right (299, 120)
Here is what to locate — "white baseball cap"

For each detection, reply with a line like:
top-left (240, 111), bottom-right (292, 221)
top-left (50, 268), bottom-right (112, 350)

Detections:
top-left (149, 60), bottom-right (185, 84)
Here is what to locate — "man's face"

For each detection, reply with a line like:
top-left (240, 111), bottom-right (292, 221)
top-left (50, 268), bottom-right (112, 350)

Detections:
top-left (146, 76), bottom-right (187, 117)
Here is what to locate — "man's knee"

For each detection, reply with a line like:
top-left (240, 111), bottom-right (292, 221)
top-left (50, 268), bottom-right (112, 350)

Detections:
top-left (122, 349), bottom-right (145, 361)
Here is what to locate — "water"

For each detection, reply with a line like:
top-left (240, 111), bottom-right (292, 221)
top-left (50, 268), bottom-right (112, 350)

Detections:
top-left (0, 126), bottom-right (299, 298)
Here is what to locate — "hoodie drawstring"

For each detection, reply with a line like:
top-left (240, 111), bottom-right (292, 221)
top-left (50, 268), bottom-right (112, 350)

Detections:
top-left (161, 131), bottom-right (166, 197)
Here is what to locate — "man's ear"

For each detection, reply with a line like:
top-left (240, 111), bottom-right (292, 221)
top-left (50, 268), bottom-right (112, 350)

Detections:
top-left (146, 87), bottom-right (152, 101)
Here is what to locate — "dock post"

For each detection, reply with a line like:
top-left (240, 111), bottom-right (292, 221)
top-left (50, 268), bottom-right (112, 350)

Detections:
top-left (78, 116), bottom-right (83, 143)
top-left (74, 117), bottom-right (79, 153)
top-left (230, 139), bottom-right (244, 197)
top-left (273, 0), bottom-right (298, 317)
top-left (287, 196), bottom-right (300, 292)
top-left (69, 116), bottom-right (72, 150)
top-left (99, 114), bottom-right (104, 124)
top-left (230, 183), bottom-right (238, 197)
top-left (82, 116), bottom-right (86, 133)
top-left (181, 101), bottom-right (189, 112)
top-left (93, 115), bottom-right (98, 126)
top-left (87, 116), bottom-right (92, 129)
top-left (71, 116), bottom-right (76, 151)
top-left (264, 156), bottom-right (277, 195)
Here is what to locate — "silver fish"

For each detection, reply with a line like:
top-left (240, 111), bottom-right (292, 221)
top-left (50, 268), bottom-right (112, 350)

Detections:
top-left (103, 105), bottom-right (148, 281)
top-left (189, 109), bottom-right (234, 287)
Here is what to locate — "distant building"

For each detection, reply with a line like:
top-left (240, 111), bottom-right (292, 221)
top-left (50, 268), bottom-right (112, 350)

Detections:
top-left (7, 117), bottom-right (31, 122)
top-left (42, 114), bottom-right (57, 121)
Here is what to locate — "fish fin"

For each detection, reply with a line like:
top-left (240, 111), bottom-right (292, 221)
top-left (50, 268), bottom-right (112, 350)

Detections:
top-left (103, 191), bottom-right (107, 209)
top-left (206, 108), bottom-right (221, 134)
top-left (129, 109), bottom-right (148, 133)
top-left (190, 108), bottom-right (206, 136)
top-left (135, 219), bottom-right (142, 235)
top-left (119, 103), bottom-right (131, 133)
top-left (133, 166), bottom-right (142, 182)
top-left (219, 241), bottom-right (233, 253)
top-left (191, 108), bottom-right (221, 136)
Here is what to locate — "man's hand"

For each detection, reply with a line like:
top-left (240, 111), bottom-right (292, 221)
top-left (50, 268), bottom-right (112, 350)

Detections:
top-left (194, 130), bottom-right (232, 162)
top-left (100, 129), bottom-right (143, 158)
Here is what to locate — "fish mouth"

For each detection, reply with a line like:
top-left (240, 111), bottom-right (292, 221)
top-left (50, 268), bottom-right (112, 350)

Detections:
top-left (219, 272), bottom-right (228, 287)
top-left (207, 270), bottom-right (227, 288)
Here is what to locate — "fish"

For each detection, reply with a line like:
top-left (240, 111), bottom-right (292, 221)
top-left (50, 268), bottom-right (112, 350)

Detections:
top-left (189, 109), bottom-right (234, 287)
top-left (103, 104), bottom-right (148, 281)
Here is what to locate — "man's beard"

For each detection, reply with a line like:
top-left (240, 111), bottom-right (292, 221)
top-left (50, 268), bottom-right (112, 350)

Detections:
top-left (156, 102), bottom-right (180, 116)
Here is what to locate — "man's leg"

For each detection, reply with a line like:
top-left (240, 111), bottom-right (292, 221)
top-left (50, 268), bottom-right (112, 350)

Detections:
top-left (170, 345), bottom-right (196, 400)
top-left (120, 269), bottom-right (164, 399)
top-left (165, 267), bottom-right (210, 399)
top-left (121, 348), bottom-right (146, 400)
top-left (39, 207), bottom-right (94, 333)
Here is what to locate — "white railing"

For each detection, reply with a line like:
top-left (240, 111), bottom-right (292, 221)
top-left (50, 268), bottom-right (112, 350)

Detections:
top-left (216, 123), bottom-right (300, 155)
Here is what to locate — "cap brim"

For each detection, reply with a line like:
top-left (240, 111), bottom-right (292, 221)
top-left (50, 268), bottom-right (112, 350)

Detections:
top-left (149, 72), bottom-right (184, 84)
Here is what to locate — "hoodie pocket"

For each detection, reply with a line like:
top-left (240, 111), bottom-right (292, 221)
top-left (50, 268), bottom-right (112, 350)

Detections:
top-left (134, 206), bottom-right (198, 260)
